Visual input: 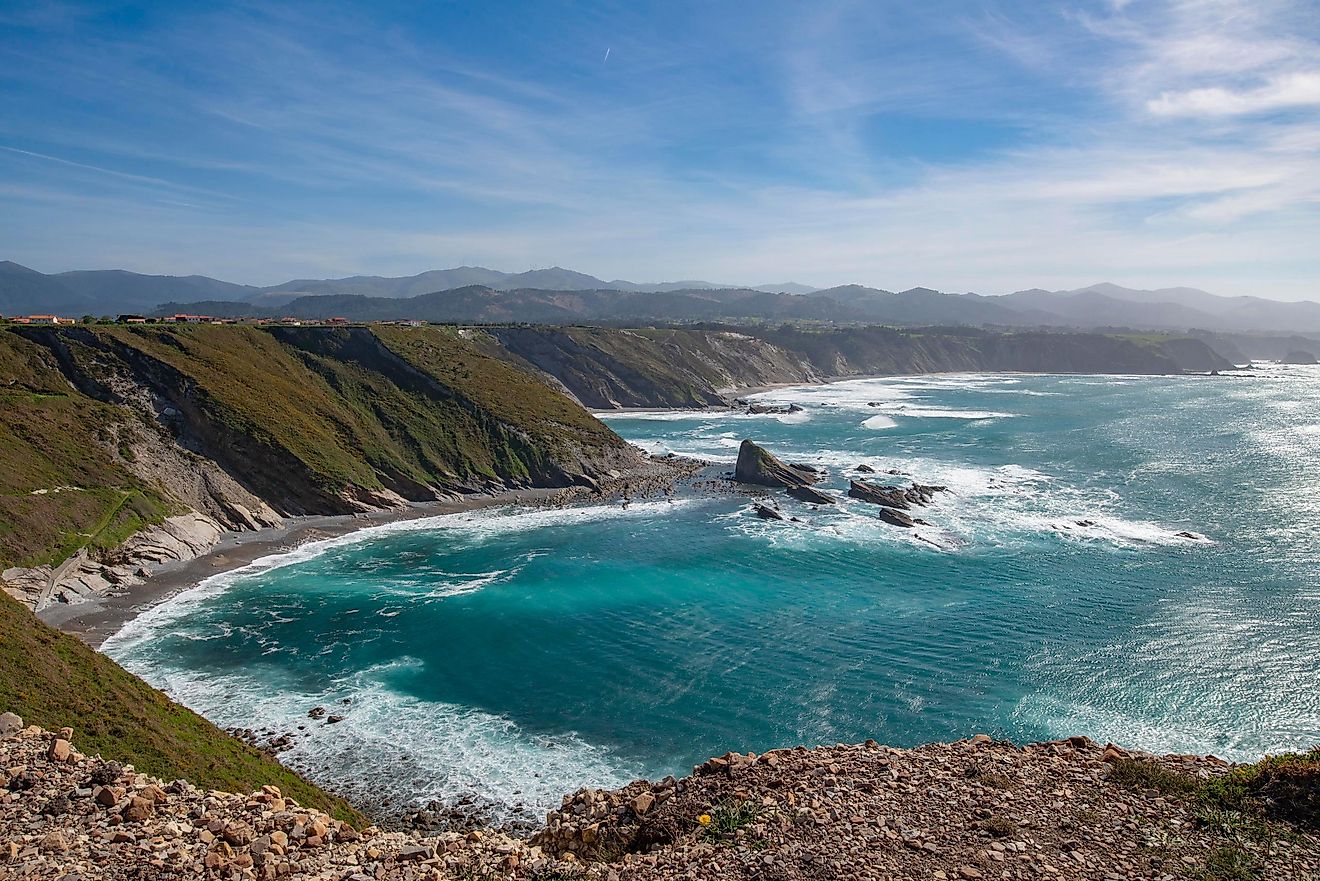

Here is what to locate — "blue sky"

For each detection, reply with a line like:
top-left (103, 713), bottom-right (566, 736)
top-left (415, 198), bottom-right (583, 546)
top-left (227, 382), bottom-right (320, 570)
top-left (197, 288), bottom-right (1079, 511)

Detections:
top-left (2, 0), bottom-right (1318, 298)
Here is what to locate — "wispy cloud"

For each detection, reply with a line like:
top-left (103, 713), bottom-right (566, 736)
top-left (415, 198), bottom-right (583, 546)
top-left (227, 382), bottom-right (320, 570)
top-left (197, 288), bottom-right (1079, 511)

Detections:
top-left (1148, 71), bottom-right (1320, 116)
top-left (1, 0), bottom-right (1318, 298)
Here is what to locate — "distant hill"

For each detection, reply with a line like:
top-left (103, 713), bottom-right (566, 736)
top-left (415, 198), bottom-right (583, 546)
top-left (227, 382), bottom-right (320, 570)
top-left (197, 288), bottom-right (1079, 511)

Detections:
top-left (6, 260), bottom-right (1320, 335)
top-left (240, 285), bottom-right (861, 325)
top-left (258, 267), bottom-right (821, 299)
top-left (0, 261), bottom-right (91, 315)
top-left (55, 269), bottom-right (258, 313)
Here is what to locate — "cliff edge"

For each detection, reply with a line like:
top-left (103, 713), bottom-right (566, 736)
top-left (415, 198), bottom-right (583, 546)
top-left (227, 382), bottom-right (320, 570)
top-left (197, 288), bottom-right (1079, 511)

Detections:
top-left (2, 719), bottom-right (1316, 880)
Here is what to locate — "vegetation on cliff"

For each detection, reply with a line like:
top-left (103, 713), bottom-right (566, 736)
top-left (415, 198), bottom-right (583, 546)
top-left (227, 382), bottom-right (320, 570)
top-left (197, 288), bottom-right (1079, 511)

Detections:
top-left (492, 324), bottom-right (1232, 409)
top-left (488, 326), bottom-right (818, 408)
top-left (0, 332), bottom-right (173, 570)
top-left (1, 324), bottom-right (633, 572)
top-left (0, 592), bottom-right (363, 824)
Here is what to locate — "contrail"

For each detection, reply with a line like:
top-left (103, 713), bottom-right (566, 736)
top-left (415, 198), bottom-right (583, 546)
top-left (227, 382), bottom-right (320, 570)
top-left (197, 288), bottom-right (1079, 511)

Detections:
top-left (603, 47), bottom-right (611, 63)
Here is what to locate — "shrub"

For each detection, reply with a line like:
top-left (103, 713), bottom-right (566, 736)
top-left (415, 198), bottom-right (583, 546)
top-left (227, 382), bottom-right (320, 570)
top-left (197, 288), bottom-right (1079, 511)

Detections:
top-left (698, 798), bottom-right (759, 843)
top-left (1106, 758), bottom-right (1198, 795)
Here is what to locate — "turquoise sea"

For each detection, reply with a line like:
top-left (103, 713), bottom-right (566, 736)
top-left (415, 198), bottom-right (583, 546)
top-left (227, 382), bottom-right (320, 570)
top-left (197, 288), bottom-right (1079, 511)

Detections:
top-left (104, 368), bottom-right (1320, 824)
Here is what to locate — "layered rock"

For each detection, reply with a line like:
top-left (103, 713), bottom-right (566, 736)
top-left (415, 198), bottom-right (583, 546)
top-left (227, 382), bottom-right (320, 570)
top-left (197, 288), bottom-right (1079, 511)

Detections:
top-left (2, 514), bottom-right (228, 611)
top-left (733, 441), bottom-right (821, 489)
top-left (847, 480), bottom-right (946, 510)
top-left (786, 485), bottom-right (836, 505)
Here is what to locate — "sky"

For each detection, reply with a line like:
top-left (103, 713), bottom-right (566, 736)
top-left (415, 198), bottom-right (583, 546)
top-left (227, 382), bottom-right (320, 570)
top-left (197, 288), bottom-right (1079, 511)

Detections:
top-left (1, 0), bottom-right (1319, 299)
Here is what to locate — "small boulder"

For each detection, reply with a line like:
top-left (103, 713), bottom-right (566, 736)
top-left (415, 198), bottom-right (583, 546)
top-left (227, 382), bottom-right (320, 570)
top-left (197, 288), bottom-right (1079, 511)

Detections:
top-left (631, 792), bottom-right (656, 815)
top-left (47, 739), bottom-right (72, 762)
top-left (848, 480), bottom-right (911, 509)
top-left (94, 785), bottom-right (124, 807)
top-left (40, 832), bottom-right (70, 852)
top-left (0, 712), bottom-right (22, 738)
top-left (122, 796), bottom-right (153, 823)
top-left (753, 503), bottom-right (785, 521)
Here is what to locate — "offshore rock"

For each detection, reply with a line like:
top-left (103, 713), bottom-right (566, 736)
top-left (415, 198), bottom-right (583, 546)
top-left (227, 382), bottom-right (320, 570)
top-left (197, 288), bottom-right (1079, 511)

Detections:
top-left (734, 440), bottom-right (821, 488)
top-left (878, 508), bottom-right (921, 528)
top-left (787, 485), bottom-right (837, 505)
top-left (753, 503), bottom-right (785, 521)
top-left (746, 403), bottom-right (804, 415)
top-left (848, 480), bottom-right (914, 509)
top-left (848, 479), bottom-right (947, 510)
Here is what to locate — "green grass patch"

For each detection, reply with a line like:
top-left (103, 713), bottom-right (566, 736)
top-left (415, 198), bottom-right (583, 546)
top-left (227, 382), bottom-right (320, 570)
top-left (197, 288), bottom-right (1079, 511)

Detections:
top-left (1109, 750), bottom-right (1320, 835)
top-left (1106, 758), bottom-right (1200, 795)
top-left (698, 798), bottom-right (760, 844)
top-left (1199, 749), bottom-right (1320, 830)
top-left (0, 591), bottom-right (364, 825)
top-left (1194, 844), bottom-right (1264, 881)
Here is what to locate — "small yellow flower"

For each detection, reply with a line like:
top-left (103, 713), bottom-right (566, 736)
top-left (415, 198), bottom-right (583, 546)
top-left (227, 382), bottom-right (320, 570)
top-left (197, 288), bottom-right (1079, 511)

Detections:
top-left (697, 814), bottom-right (712, 826)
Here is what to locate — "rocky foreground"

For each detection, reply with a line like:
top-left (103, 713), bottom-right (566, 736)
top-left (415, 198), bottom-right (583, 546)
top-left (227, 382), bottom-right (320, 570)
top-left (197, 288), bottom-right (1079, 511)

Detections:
top-left (2, 715), bottom-right (1317, 881)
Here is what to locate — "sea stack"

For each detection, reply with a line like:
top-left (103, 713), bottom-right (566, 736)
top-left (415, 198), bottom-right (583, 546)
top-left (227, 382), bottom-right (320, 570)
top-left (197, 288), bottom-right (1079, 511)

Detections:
top-left (734, 440), bottom-right (822, 488)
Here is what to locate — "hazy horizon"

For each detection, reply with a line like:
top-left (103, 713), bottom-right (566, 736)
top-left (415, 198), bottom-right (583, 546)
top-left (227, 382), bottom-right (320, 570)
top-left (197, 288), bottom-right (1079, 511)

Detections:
top-left (4, 258), bottom-right (1305, 304)
top-left (3, 1), bottom-right (1319, 300)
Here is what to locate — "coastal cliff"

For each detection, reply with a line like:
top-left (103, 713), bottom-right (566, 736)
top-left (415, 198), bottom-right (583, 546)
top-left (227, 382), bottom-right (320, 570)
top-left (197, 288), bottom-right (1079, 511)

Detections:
top-left (0, 322), bottom-right (1231, 607)
top-left (492, 325), bottom-right (1232, 409)
top-left (0, 325), bottom-right (645, 610)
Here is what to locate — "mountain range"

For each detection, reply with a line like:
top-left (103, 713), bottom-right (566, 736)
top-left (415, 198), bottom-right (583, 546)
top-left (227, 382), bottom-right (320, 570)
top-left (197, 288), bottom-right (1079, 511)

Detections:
top-left (3, 260), bottom-right (1319, 335)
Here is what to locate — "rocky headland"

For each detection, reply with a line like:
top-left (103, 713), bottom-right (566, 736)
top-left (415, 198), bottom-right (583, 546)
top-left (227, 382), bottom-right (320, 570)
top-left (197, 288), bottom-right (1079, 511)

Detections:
top-left (3, 716), bottom-right (1317, 880)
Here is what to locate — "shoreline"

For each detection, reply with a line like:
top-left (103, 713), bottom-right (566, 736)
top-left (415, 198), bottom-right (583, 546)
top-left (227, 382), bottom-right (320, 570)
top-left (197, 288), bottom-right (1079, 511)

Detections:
top-left (38, 486), bottom-right (577, 650)
top-left (44, 368), bottom-right (1245, 649)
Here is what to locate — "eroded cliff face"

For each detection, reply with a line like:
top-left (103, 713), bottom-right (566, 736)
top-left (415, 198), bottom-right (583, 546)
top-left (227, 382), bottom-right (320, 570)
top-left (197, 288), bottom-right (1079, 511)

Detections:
top-left (0, 325), bottom-right (642, 610)
top-left (487, 327), bottom-right (820, 408)
top-left (492, 325), bottom-right (1233, 408)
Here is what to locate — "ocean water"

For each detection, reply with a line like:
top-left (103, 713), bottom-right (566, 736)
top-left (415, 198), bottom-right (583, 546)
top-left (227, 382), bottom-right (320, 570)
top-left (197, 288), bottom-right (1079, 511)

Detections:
top-left (103, 367), bottom-right (1320, 824)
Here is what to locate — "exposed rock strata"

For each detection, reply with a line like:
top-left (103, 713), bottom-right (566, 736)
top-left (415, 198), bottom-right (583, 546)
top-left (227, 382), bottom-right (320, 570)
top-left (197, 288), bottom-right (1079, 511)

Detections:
top-left (2, 514), bottom-right (228, 611)
top-left (733, 441), bottom-right (821, 489)
top-left (786, 486), bottom-right (836, 505)
top-left (492, 325), bottom-right (1234, 410)
top-left (847, 480), bottom-right (946, 510)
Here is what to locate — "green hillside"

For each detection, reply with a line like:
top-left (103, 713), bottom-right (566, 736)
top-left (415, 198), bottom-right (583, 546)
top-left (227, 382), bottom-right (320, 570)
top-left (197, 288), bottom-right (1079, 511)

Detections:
top-left (0, 331), bottom-right (173, 569)
top-left (0, 590), bottom-right (363, 824)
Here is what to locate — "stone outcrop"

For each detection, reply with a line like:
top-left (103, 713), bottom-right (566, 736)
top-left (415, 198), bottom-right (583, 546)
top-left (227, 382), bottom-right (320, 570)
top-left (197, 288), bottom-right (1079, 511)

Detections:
top-left (733, 440), bottom-right (821, 489)
top-left (878, 508), bottom-right (921, 528)
top-left (847, 480), bottom-right (946, 510)
top-left (4, 716), bottom-right (1319, 880)
top-left (753, 503), bottom-right (785, 521)
top-left (530, 738), bottom-right (1320, 881)
top-left (0, 719), bottom-right (559, 880)
top-left (2, 514), bottom-right (229, 611)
